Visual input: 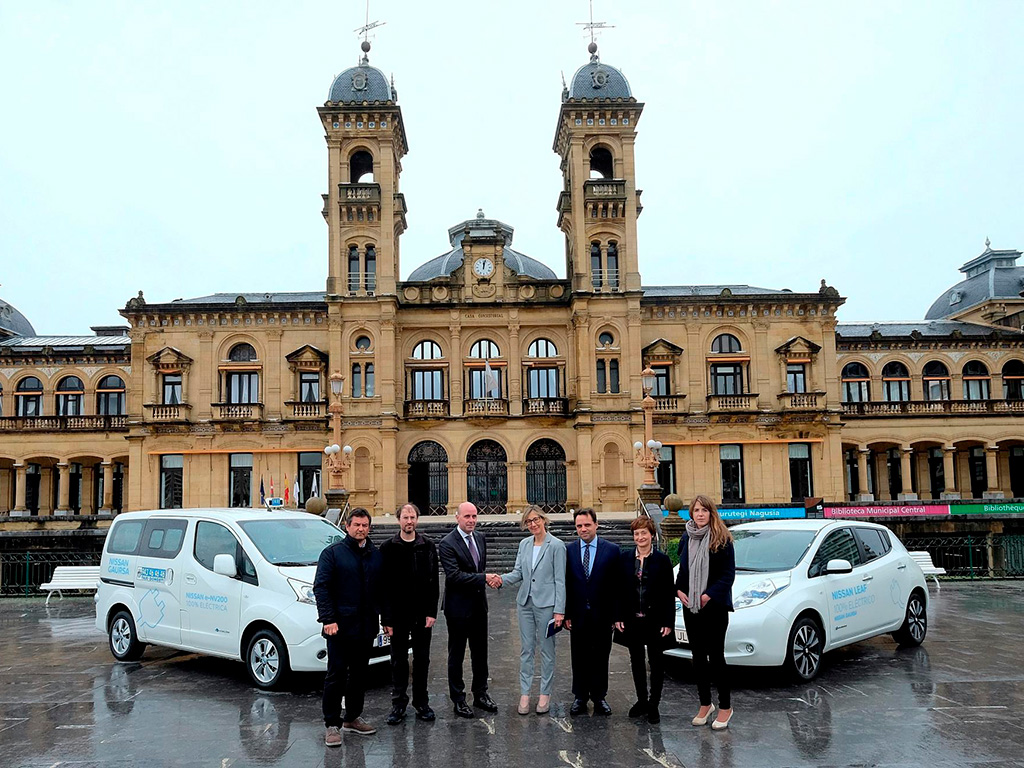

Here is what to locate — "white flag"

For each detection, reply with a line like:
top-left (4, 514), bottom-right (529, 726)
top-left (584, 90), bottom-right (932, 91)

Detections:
top-left (484, 359), bottom-right (500, 398)
top-left (310, 472), bottom-right (319, 499)
top-left (293, 479), bottom-right (300, 506)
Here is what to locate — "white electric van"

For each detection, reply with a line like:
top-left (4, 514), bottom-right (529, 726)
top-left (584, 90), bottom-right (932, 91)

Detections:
top-left (95, 508), bottom-right (391, 689)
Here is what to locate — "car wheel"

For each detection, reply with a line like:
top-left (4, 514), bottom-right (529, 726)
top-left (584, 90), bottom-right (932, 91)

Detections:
top-left (785, 616), bottom-right (824, 682)
top-left (246, 629), bottom-right (290, 690)
top-left (892, 591), bottom-right (927, 647)
top-left (109, 610), bottom-right (146, 661)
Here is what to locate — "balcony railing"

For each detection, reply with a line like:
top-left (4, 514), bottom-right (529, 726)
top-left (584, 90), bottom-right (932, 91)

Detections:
top-left (777, 392), bottom-right (823, 410)
top-left (405, 400), bottom-right (449, 418)
top-left (464, 398), bottom-right (508, 416)
top-left (212, 403), bottom-right (264, 421)
top-left (338, 182), bottom-right (381, 203)
top-left (707, 393), bottom-right (759, 411)
top-left (286, 401), bottom-right (326, 419)
top-left (0, 415), bottom-right (129, 432)
top-left (653, 395), bottom-right (684, 412)
top-left (523, 397), bottom-right (569, 416)
top-left (842, 399), bottom-right (1024, 417)
top-left (346, 273), bottom-right (377, 295)
top-left (583, 179), bottom-right (627, 199)
top-left (143, 403), bottom-right (191, 422)
top-left (591, 269), bottom-right (621, 290)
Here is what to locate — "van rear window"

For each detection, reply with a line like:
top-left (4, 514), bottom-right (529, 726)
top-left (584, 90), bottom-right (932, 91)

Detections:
top-left (107, 520), bottom-right (144, 555)
top-left (140, 519), bottom-right (188, 559)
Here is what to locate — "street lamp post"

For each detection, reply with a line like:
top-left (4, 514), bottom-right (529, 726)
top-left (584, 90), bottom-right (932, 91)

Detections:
top-left (634, 364), bottom-right (664, 509)
top-left (324, 371), bottom-right (352, 513)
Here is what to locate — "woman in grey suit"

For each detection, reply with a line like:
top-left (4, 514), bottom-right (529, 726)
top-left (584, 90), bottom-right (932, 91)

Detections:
top-left (497, 505), bottom-right (567, 715)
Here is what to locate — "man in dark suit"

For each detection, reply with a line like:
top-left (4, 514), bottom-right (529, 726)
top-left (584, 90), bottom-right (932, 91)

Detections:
top-left (438, 501), bottom-right (499, 718)
top-left (564, 507), bottom-right (621, 716)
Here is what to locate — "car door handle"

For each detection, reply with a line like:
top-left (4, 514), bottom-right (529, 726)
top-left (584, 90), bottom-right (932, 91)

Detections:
top-left (897, 564), bottom-right (907, 570)
top-left (861, 575), bottom-right (874, 582)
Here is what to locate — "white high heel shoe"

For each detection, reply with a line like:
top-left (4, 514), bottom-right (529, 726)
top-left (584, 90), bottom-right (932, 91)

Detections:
top-left (711, 709), bottom-right (733, 730)
top-left (691, 704), bottom-right (716, 726)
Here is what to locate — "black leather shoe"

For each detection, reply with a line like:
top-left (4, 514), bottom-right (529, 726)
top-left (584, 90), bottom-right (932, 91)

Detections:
top-left (594, 699), bottom-right (613, 716)
top-left (414, 705), bottom-right (436, 722)
top-left (569, 699), bottom-right (587, 716)
top-left (628, 701), bottom-right (648, 718)
top-left (453, 701), bottom-right (474, 719)
top-left (386, 706), bottom-right (406, 725)
top-left (473, 694), bottom-right (499, 713)
top-left (647, 706), bottom-right (661, 725)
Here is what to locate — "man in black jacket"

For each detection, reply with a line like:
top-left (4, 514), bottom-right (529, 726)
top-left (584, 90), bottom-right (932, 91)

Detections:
top-left (438, 501), bottom-right (498, 718)
top-left (380, 503), bottom-right (439, 725)
top-left (313, 507), bottom-right (382, 745)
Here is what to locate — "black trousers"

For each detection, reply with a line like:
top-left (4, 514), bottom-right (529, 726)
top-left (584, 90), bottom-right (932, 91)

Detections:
top-left (390, 619), bottom-right (433, 709)
top-left (446, 613), bottom-right (489, 703)
top-left (568, 611), bottom-right (614, 702)
top-left (624, 616), bottom-right (667, 705)
top-left (683, 605), bottom-right (731, 709)
top-left (323, 632), bottom-right (372, 727)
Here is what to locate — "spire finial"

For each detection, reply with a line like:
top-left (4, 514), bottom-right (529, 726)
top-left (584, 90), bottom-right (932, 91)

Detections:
top-left (577, 0), bottom-right (614, 61)
top-left (985, 236), bottom-right (992, 250)
top-left (354, 0), bottom-right (385, 63)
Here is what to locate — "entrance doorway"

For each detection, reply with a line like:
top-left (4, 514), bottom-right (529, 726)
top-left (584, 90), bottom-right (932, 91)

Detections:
top-left (526, 439), bottom-right (567, 514)
top-left (467, 440), bottom-right (507, 514)
top-left (408, 441), bottom-right (449, 516)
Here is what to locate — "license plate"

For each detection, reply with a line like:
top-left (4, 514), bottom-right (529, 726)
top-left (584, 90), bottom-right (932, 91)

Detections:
top-left (377, 634), bottom-right (391, 648)
top-left (675, 628), bottom-right (688, 644)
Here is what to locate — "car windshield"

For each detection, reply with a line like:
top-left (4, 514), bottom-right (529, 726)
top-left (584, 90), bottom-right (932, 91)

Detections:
top-left (238, 518), bottom-right (344, 566)
top-left (733, 529), bottom-right (816, 572)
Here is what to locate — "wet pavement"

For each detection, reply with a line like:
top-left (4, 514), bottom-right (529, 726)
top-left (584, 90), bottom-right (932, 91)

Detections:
top-left (1, 583), bottom-right (1023, 767)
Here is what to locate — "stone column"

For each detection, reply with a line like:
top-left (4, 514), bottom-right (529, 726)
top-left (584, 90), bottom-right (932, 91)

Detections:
top-left (99, 461), bottom-right (115, 514)
top-left (39, 468), bottom-right (53, 516)
top-left (875, 451), bottom-right (890, 501)
top-left (507, 460), bottom-right (527, 515)
top-left (11, 463), bottom-right (28, 516)
top-left (941, 446), bottom-right (959, 499)
top-left (449, 320), bottom-right (463, 416)
top-left (449, 462), bottom-right (467, 515)
top-left (856, 449), bottom-right (874, 501)
top-left (55, 463), bottom-right (72, 515)
top-left (899, 446), bottom-right (918, 500)
top-left (984, 445), bottom-right (1004, 499)
top-left (508, 322), bottom-right (522, 416)
top-left (0, 468), bottom-right (8, 514)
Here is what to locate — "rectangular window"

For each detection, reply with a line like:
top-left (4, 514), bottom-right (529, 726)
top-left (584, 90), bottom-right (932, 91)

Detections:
top-left (298, 452), bottom-right (322, 506)
top-left (227, 372), bottom-right (259, 404)
top-left (57, 394), bottom-right (83, 416)
top-left (411, 369), bottom-right (444, 400)
top-left (365, 248), bottom-right (376, 291)
top-left (924, 378), bottom-right (949, 401)
top-left (786, 364), bottom-right (806, 394)
top-left (528, 367), bottom-right (559, 398)
top-left (108, 519), bottom-right (144, 555)
top-left (299, 372), bottom-right (319, 403)
top-left (653, 366), bottom-right (670, 396)
top-left (229, 453), bottom-right (253, 508)
top-left (789, 443), bottom-right (813, 501)
top-left (140, 519), bottom-right (188, 559)
top-left (609, 359), bottom-right (620, 393)
top-left (163, 374), bottom-right (183, 405)
top-left (842, 381), bottom-right (870, 403)
top-left (160, 454), bottom-right (183, 509)
top-left (469, 368), bottom-right (502, 399)
top-left (17, 395), bottom-right (42, 417)
top-left (596, 360), bottom-right (607, 393)
top-left (591, 251), bottom-right (602, 289)
top-left (97, 391), bottom-right (125, 416)
top-left (606, 248), bottom-right (619, 288)
top-left (883, 379), bottom-right (910, 402)
top-left (348, 249), bottom-right (360, 293)
top-left (964, 378), bottom-right (990, 401)
top-left (352, 364), bottom-right (362, 398)
top-left (711, 364), bottom-right (743, 395)
top-left (365, 363), bottom-right (375, 397)
top-left (720, 444), bottom-right (744, 502)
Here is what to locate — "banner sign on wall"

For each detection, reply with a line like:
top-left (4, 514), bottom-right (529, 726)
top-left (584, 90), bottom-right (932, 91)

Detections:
top-left (952, 501), bottom-right (1024, 515)
top-left (719, 506), bottom-right (806, 521)
top-left (826, 505), bottom-right (950, 518)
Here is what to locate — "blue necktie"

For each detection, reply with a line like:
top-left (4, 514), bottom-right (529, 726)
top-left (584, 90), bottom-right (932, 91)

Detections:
top-left (583, 543), bottom-right (592, 579)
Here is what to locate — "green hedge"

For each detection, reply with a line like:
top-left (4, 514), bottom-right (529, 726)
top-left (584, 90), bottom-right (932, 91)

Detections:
top-left (665, 537), bottom-right (680, 567)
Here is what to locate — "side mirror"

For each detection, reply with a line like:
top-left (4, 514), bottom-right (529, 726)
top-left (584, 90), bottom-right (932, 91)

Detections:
top-left (213, 553), bottom-right (238, 578)
top-left (824, 558), bottom-right (853, 575)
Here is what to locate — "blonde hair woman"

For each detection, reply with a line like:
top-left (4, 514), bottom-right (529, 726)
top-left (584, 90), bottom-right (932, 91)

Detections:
top-left (674, 495), bottom-right (736, 729)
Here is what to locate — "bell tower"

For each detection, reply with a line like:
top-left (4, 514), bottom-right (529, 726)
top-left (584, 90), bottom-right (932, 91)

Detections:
top-left (554, 42), bottom-right (644, 295)
top-left (319, 41), bottom-right (409, 298)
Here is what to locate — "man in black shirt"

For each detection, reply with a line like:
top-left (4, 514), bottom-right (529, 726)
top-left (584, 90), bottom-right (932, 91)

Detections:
top-left (381, 503), bottom-right (439, 724)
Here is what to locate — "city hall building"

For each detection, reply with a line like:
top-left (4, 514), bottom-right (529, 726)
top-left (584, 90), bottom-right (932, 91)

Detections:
top-left (3, 44), bottom-right (1024, 521)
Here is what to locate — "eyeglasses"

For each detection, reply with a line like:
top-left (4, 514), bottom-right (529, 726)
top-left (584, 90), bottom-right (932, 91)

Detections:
top-left (525, 517), bottom-right (542, 526)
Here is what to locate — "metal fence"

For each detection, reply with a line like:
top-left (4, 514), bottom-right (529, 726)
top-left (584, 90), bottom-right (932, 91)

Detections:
top-left (0, 551), bottom-right (101, 597)
top-left (902, 534), bottom-right (1024, 579)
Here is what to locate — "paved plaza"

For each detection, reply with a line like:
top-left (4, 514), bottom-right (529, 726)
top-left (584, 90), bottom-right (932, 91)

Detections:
top-left (1, 582), bottom-right (1023, 767)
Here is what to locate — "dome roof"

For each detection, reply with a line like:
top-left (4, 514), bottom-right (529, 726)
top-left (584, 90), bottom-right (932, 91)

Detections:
top-left (327, 43), bottom-right (393, 104)
top-left (0, 298), bottom-right (36, 338)
top-left (566, 44), bottom-right (632, 101)
top-left (407, 210), bottom-right (557, 282)
top-left (924, 244), bottom-right (1024, 320)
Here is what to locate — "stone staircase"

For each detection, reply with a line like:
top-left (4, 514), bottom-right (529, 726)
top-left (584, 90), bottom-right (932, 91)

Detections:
top-left (368, 518), bottom-right (640, 571)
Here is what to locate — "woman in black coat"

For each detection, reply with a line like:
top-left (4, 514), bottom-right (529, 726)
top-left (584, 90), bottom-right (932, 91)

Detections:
top-left (675, 494), bottom-right (736, 730)
top-left (615, 516), bottom-right (675, 724)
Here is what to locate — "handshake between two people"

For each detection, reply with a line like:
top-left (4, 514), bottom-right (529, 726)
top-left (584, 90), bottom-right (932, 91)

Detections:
top-left (485, 573), bottom-right (503, 589)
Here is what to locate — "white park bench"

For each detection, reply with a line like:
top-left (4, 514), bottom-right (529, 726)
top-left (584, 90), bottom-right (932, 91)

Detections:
top-left (40, 566), bottom-right (101, 605)
top-left (908, 551), bottom-right (947, 590)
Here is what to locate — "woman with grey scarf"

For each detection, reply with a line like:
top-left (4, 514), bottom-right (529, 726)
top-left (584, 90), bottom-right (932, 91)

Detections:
top-left (674, 495), bottom-right (736, 729)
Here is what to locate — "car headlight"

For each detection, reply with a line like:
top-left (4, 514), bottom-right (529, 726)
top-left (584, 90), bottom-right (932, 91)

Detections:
top-left (734, 575), bottom-right (790, 609)
top-left (288, 578), bottom-right (316, 605)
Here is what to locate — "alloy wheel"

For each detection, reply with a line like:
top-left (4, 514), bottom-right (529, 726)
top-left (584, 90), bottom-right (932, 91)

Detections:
top-left (250, 638), bottom-right (280, 684)
top-left (793, 623), bottom-right (821, 678)
top-left (908, 598), bottom-right (927, 643)
top-left (111, 617), bottom-right (132, 656)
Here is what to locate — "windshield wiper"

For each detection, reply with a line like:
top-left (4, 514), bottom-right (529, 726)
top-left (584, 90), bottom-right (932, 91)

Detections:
top-left (735, 566), bottom-right (768, 572)
top-left (275, 561), bottom-right (315, 567)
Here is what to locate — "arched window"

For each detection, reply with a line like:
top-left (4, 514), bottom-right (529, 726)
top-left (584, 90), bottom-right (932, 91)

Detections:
top-left (469, 339), bottom-right (500, 358)
top-left (527, 338), bottom-right (558, 358)
top-left (408, 441), bottom-right (448, 515)
top-left (56, 376), bottom-right (84, 417)
top-left (412, 341), bottom-right (443, 360)
top-left (606, 242), bottom-right (619, 288)
top-left (589, 146), bottom-right (614, 179)
top-left (354, 447), bottom-right (372, 491)
top-left (365, 245), bottom-right (376, 292)
top-left (466, 440), bottom-right (508, 514)
top-left (923, 361), bottom-right (950, 401)
top-left (711, 334), bottom-right (742, 354)
top-left (15, 376), bottom-right (43, 417)
top-left (881, 361), bottom-right (910, 402)
top-left (348, 245), bottom-right (360, 293)
top-left (602, 442), bottom-right (621, 485)
top-left (229, 343), bottom-right (258, 362)
top-left (350, 150), bottom-right (374, 183)
top-left (96, 375), bottom-right (126, 415)
top-left (841, 362), bottom-right (870, 403)
top-left (963, 361), bottom-right (990, 401)
top-left (351, 363), bottom-right (376, 398)
top-left (1003, 360), bottom-right (1024, 400)
top-left (526, 440), bottom-right (567, 514)
top-left (590, 242), bottom-right (602, 289)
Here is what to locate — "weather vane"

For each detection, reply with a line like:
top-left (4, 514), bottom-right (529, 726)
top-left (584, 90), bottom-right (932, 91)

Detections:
top-left (576, 0), bottom-right (614, 46)
top-left (354, 0), bottom-right (385, 45)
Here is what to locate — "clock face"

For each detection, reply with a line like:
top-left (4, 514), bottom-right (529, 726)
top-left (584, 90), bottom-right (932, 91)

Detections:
top-left (473, 258), bottom-right (495, 278)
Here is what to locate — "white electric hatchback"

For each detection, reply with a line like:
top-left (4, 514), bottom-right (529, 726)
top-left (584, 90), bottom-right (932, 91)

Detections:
top-left (667, 519), bottom-right (929, 681)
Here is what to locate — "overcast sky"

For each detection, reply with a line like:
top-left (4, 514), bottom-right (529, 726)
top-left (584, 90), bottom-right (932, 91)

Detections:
top-left (2, 1), bottom-right (1022, 335)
